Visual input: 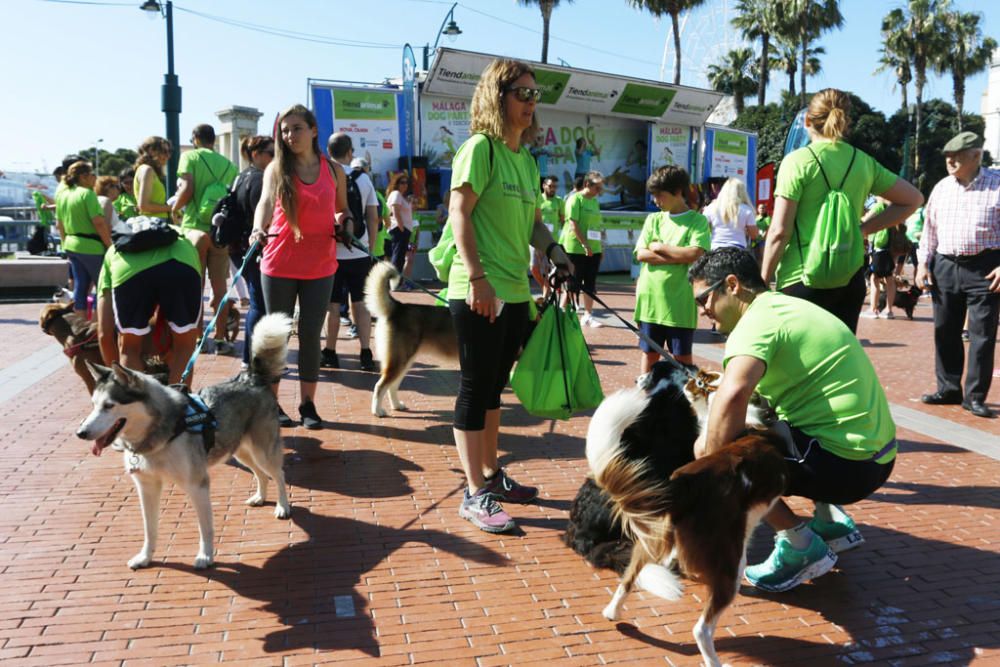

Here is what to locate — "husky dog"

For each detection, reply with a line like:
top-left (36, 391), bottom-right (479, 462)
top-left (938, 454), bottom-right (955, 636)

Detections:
top-left (76, 313), bottom-right (293, 570)
top-left (364, 260), bottom-right (458, 417)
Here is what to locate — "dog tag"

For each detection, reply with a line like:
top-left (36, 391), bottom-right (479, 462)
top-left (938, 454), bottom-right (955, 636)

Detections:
top-left (587, 230), bottom-right (601, 241)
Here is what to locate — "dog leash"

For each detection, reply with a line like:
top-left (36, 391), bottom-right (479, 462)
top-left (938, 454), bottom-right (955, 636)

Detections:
top-left (567, 280), bottom-right (696, 379)
top-left (178, 240), bottom-right (260, 386)
top-left (343, 234), bottom-right (450, 307)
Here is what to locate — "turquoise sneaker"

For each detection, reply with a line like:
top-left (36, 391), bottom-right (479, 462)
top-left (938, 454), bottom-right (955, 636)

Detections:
top-left (810, 513), bottom-right (864, 553)
top-left (745, 534), bottom-right (837, 592)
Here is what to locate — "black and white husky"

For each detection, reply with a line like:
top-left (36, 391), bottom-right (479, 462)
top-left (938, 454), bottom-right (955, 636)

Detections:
top-left (76, 313), bottom-right (293, 570)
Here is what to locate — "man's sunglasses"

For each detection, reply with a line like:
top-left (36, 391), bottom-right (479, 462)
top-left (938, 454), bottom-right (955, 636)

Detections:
top-left (694, 278), bottom-right (725, 308)
top-left (506, 86), bottom-right (542, 103)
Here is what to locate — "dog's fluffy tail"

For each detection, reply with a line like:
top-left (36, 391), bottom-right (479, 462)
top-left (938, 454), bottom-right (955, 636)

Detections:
top-left (636, 563), bottom-right (683, 601)
top-left (364, 260), bottom-right (400, 321)
top-left (249, 313), bottom-right (292, 383)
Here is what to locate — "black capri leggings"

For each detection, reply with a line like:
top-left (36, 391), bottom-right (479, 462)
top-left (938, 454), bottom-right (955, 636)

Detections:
top-left (780, 266), bottom-right (866, 334)
top-left (568, 252), bottom-right (602, 295)
top-left (449, 299), bottom-right (529, 431)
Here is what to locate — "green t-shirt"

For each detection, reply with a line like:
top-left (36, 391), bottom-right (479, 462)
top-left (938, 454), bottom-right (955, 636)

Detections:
top-left (724, 292), bottom-right (896, 463)
top-left (32, 191), bottom-right (53, 227)
top-left (755, 215), bottom-right (770, 234)
top-left (905, 207), bottom-right (924, 242)
top-left (177, 148), bottom-right (237, 232)
top-left (868, 202), bottom-right (890, 249)
top-left (538, 193), bottom-right (564, 239)
top-left (373, 190), bottom-right (389, 256)
top-left (113, 192), bottom-right (138, 221)
top-left (634, 210), bottom-right (711, 328)
top-left (134, 168), bottom-right (169, 220)
top-left (98, 236), bottom-right (201, 291)
top-left (774, 140), bottom-right (898, 290)
top-left (447, 134), bottom-right (539, 303)
top-left (56, 186), bottom-right (105, 255)
top-left (562, 194), bottom-right (602, 254)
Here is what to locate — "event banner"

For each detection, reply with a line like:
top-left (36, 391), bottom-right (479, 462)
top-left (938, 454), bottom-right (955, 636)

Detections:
top-left (702, 125), bottom-right (758, 199)
top-left (311, 85), bottom-right (404, 187)
top-left (649, 123), bottom-right (692, 173)
top-left (420, 95), bottom-right (471, 169)
top-left (423, 48), bottom-right (723, 126)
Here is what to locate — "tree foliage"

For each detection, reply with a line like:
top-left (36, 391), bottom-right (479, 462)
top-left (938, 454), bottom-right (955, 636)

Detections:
top-left (75, 147), bottom-right (138, 177)
top-left (626, 0), bottom-right (708, 85)
top-left (707, 47), bottom-right (759, 114)
top-left (517, 0), bottom-right (574, 64)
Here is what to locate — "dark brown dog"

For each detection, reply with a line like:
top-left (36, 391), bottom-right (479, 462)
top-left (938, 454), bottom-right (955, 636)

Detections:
top-left (39, 303), bottom-right (103, 394)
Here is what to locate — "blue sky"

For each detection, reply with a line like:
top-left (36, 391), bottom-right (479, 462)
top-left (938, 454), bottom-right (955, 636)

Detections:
top-left (2, 0), bottom-right (995, 172)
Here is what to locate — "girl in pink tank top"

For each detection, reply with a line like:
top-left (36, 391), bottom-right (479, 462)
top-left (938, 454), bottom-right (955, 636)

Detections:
top-left (248, 104), bottom-right (349, 429)
top-left (260, 159), bottom-right (338, 279)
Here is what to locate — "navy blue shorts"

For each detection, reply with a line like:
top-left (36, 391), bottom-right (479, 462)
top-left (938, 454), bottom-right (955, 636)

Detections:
top-left (331, 257), bottom-right (372, 304)
top-left (638, 321), bottom-right (694, 356)
top-left (112, 260), bottom-right (202, 335)
top-left (779, 422), bottom-right (896, 505)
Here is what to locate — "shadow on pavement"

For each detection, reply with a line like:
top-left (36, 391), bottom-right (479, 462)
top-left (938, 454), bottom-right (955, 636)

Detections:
top-left (173, 507), bottom-right (508, 657)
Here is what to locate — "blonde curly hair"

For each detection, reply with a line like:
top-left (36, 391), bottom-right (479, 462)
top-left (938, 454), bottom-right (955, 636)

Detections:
top-left (469, 59), bottom-right (535, 141)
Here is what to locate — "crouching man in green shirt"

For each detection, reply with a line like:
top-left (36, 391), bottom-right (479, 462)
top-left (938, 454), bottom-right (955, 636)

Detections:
top-left (690, 247), bottom-right (897, 593)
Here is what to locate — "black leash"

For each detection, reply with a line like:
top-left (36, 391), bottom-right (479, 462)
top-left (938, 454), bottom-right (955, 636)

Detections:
top-left (344, 235), bottom-right (450, 306)
top-left (566, 278), bottom-right (696, 379)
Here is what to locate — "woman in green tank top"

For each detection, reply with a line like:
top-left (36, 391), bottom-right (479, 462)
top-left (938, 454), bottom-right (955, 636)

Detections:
top-left (134, 136), bottom-right (173, 220)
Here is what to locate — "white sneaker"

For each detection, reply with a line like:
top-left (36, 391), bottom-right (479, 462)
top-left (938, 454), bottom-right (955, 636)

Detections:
top-left (585, 314), bottom-right (603, 328)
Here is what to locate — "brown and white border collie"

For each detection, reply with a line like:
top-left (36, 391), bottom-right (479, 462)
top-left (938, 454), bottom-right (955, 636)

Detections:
top-left (585, 363), bottom-right (788, 667)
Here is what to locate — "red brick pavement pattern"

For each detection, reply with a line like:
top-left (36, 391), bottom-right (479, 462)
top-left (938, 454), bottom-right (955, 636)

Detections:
top-left (1, 286), bottom-right (999, 666)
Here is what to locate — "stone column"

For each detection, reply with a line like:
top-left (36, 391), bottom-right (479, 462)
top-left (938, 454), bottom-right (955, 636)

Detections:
top-left (215, 106), bottom-right (264, 169)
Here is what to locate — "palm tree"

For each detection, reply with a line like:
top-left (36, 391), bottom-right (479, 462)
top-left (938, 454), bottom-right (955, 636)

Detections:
top-left (517, 0), bottom-right (574, 64)
top-left (882, 0), bottom-right (950, 175)
top-left (732, 0), bottom-right (788, 106)
top-left (933, 10), bottom-right (997, 131)
top-left (769, 38), bottom-right (823, 100)
top-left (627, 0), bottom-right (709, 85)
top-left (874, 43), bottom-right (912, 112)
top-left (707, 47), bottom-right (759, 114)
top-left (784, 0), bottom-right (843, 105)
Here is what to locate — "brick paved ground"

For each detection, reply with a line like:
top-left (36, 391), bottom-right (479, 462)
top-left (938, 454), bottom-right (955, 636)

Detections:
top-left (1, 286), bottom-right (998, 666)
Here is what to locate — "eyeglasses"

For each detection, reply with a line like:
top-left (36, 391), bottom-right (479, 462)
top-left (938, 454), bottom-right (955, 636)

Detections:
top-left (506, 86), bottom-right (542, 103)
top-left (694, 278), bottom-right (725, 309)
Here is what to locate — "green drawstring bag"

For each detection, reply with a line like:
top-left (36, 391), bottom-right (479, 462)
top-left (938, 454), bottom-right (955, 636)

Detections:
top-left (510, 300), bottom-right (604, 420)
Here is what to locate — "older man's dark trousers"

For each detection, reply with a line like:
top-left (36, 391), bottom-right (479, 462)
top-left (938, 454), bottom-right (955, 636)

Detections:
top-left (931, 249), bottom-right (1000, 403)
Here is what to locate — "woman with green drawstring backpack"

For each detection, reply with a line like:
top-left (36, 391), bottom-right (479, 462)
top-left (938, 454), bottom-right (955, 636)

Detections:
top-left (760, 88), bottom-right (922, 333)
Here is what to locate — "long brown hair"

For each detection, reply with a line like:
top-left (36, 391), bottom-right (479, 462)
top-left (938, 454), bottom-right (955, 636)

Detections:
top-left (272, 104), bottom-right (321, 235)
top-left (134, 136), bottom-right (172, 181)
top-left (469, 59), bottom-right (535, 141)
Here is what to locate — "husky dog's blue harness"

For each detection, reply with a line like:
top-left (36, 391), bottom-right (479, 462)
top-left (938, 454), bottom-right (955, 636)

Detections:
top-left (169, 388), bottom-right (217, 451)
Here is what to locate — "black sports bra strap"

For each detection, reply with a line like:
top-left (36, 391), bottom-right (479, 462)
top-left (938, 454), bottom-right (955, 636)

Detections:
top-left (839, 147), bottom-right (858, 189)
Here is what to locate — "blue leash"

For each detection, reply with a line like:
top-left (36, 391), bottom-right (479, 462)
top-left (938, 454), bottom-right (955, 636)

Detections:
top-left (179, 240), bottom-right (260, 386)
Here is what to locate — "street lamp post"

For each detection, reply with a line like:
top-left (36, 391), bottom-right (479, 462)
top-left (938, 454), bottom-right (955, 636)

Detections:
top-left (93, 138), bottom-right (104, 175)
top-left (422, 2), bottom-right (462, 71)
top-left (140, 0), bottom-right (182, 196)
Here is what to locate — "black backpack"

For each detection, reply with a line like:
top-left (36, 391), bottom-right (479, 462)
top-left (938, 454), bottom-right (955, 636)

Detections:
top-left (343, 168), bottom-right (366, 242)
top-left (210, 174), bottom-right (242, 248)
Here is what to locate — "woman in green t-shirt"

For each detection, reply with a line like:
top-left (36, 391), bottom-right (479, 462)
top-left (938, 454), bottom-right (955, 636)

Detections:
top-left (448, 58), bottom-right (571, 534)
top-left (55, 161), bottom-right (110, 317)
top-left (761, 88), bottom-right (922, 333)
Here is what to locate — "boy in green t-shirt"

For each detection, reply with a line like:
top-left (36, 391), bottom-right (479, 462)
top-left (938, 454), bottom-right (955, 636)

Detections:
top-left (634, 165), bottom-right (710, 372)
top-left (533, 176), bottom-right (565, 297)
top-left (689, 247), bottom-right (897, 593)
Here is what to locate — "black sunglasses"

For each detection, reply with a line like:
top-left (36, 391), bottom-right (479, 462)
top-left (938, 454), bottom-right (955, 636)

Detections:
top-left (694, 278), bottom-right (725, 308)
top-left (506, 86), bottom-right (542, 103)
